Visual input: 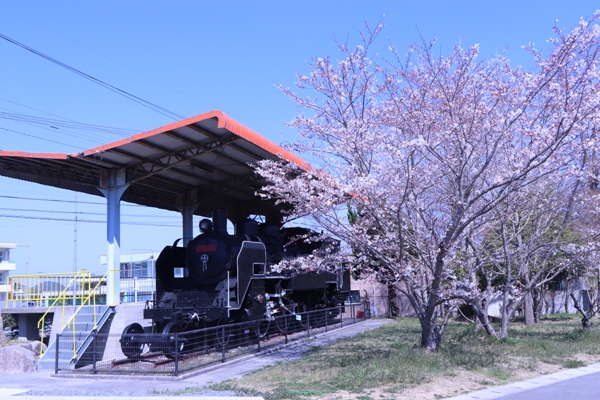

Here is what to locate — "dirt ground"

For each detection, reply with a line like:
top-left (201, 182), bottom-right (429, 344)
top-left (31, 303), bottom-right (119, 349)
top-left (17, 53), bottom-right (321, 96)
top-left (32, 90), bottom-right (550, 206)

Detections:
top-left (316, 354), bottom-right (599, 400)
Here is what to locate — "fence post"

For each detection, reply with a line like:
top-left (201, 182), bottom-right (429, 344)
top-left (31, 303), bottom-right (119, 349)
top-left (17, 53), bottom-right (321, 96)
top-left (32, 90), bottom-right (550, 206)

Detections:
top-left (92, 330), bottom-right (97, 374)
top-left (284, 315), bottom-right (288, 344)
top-left (307, 312), bottom-right (311, 338)
top-left (221, 326), bottom-right (226, 363)
top-left (54, 333), bottom-right (60, 374)
top-left (325, 309), bottom-right (328, 332)
top-left (174, 333), bottom-right (179, 377)
top-left (257, 324), bottom-right (261, 353)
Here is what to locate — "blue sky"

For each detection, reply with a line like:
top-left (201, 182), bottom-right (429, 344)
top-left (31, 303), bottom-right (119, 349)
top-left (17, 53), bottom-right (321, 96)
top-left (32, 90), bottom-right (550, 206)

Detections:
top-left (1, 1), bottom-right (599, 275)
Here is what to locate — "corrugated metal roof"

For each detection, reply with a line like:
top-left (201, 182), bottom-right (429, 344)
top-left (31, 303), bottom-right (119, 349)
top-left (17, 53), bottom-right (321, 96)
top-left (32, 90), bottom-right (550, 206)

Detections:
top-left (0, 110), bottom-right (307, 220)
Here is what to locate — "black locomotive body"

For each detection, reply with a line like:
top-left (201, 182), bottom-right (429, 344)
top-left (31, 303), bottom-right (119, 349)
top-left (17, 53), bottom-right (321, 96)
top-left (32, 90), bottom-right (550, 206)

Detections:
top-left (125, 210), bottom-right (349, 353)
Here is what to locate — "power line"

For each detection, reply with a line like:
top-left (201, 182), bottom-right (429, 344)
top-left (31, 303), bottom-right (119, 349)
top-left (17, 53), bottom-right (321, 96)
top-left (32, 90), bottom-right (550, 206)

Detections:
top-left (0, 5), bottom-right (284, 138)
top-left (0, 110), bottom-right (138, 135)
top-left (0, 207), bottom-right (183, 219)
top-left (0, 4), bottom-right (219, 111)
top-left (0, 109), bottom-right (139, 147)
top-left (0, 126), bottom-right (84, 150)
top-left (0, 194), bottom-right (151, 207)
top-left (0, 32), bottom-right (186, 121)
top-left (0, 97), bottom-right (141, 143)
top-left (0, 214), bottom-right (180, 227)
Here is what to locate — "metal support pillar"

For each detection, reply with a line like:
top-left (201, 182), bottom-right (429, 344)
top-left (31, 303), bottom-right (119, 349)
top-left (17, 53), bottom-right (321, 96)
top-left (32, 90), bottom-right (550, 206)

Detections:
top-left (99, 169), bottom-right (129, 307)
top-left (181, 189), bottom-right (199, 246)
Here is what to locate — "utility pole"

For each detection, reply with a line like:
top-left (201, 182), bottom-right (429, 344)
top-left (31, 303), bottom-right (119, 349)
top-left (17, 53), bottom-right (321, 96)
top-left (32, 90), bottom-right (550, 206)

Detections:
top-left (16, 245), bottom-right (30, 275)
top-left (73, 193), bottom-right (78, 272)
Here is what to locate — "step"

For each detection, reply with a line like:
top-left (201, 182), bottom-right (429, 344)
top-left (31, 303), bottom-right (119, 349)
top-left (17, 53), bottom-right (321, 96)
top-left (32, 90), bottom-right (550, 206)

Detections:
top-left (71, 322), bottom-right (95, 331)
top-left (38, 305), bottom-right (115, 370)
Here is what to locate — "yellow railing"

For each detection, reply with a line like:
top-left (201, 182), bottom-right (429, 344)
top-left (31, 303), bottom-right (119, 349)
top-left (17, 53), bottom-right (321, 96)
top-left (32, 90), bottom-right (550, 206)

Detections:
top-left (6, 271), bottom-right (93, 308)
top-left (35, 271), bottom-right (94, 356)
top-left (38, 270), bottom-right (115, 359)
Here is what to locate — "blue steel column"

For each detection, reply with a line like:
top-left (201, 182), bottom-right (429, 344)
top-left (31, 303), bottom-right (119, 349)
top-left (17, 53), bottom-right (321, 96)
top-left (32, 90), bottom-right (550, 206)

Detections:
top-left (99, 169), bottom-right (129, 307)
top-left (181, 189), bottom-right (199, 246)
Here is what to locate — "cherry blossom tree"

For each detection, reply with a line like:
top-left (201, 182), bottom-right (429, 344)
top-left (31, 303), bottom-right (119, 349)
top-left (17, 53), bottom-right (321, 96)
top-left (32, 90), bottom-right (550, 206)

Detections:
top-left (459, 175), bottom-right (599, 338)
top-left (257, 13), bottom-right (600, 351)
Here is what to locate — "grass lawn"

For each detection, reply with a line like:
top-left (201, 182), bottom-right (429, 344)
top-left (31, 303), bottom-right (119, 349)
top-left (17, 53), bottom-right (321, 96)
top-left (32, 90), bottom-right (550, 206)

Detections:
top-left (171, 314), bottom-right (600, 399)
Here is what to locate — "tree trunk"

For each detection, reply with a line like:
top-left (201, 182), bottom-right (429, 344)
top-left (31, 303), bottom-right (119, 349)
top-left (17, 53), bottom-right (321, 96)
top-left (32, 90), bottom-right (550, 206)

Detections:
top-left (0, 309), bottom-right (6, 346)
top-left (422, 321), bottom-right (443, 351)
top-left (420, 247), bottom-right (449, 351)
top-left (474, 312), bottom-right (483, 331)
top-left (564, 277), bottom-right (571, 314)
top-left (499, 282), bottom-right (513, 338)
top-left (420, 308), bottom-right (451, 352)
top-left (570, 293), bottom-right (592, 329)
top-left (524, 292), bottom-right (535, 325)
top-left (471, 299), bottom-right (499, 338)
top-left (532, 288), bottom-right (543, 323)
top-left (387, 283), bottom-right (400, 317)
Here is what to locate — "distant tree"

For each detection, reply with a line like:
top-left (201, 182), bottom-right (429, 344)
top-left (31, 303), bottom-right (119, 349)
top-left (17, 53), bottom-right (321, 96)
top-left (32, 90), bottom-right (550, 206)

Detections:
top-left (258, 13), bottom-right (600, 351)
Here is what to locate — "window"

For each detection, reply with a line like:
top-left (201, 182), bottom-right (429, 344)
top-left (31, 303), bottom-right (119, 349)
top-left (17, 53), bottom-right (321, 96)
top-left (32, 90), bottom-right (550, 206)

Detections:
top-left (253, 263), bottom-right (265, 275)
top-left (0, 272), bottom-right (6, 284)
top-left (0, 251), bottom-right (4, 262)
top-left (121, 260), bottom-right (155, 278)
top-left (174, 268), bottom-right (184, 278)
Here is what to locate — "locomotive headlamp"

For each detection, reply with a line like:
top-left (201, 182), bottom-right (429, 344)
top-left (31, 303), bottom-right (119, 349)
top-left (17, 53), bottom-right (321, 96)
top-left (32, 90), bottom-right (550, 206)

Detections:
top-left (199, 218), bottom-right (213, 233)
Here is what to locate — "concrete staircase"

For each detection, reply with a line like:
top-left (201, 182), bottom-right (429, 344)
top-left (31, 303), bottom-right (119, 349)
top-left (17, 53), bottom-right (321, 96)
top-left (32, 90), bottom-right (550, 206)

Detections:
top-left (38, 305), bottom-right (116, 370)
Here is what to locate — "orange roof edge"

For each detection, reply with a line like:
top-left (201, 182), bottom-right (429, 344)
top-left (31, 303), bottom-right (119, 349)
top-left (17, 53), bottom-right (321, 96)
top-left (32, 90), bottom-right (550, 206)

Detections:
top-left (0, 111), bottom-right (309, 170)
top-left (0, 151), bottom-right (69, 159)
top-left (80, 111), bottom-right (228, 157)
top-left (216, 112), bottom-right (310, 170)
top-left (81, 110), bottom-right (310, 170)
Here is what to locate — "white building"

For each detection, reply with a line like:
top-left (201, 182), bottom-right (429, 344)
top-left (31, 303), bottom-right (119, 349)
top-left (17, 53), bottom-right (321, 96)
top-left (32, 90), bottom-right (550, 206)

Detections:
top-left (0, 242), bottom-right (17, 304)
top-left (99, 252), bottom-right (157, 278)
top-left (99, 252), bottom-right (158, 303)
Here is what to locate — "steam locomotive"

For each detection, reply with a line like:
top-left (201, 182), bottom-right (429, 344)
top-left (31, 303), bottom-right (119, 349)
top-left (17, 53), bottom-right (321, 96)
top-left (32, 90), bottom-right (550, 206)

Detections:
top-left (120, 210), bottom-right (350, 358)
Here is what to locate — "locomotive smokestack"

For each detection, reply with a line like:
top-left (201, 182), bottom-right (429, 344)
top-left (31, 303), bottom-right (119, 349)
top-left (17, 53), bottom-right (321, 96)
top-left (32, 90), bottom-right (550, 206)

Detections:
top-left (212, 209), bottom-right (229, 235)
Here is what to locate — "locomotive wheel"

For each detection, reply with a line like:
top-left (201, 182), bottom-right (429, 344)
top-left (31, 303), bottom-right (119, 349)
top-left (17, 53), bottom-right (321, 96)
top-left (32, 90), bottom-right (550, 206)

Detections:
top-left (162, 322), bottom-right (185, 358)
top-left (120, 323), bottom-right (146, 359)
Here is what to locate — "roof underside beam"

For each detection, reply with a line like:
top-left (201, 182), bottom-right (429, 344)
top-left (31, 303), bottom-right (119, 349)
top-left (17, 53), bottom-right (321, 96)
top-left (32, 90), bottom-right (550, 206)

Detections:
top-left (125, 134), bottom-right (239, 184)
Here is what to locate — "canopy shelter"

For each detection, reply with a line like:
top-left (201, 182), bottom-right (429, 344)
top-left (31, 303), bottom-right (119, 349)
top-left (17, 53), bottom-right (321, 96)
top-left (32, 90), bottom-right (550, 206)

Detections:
top-left (0, 110), bottom-right (308, 305)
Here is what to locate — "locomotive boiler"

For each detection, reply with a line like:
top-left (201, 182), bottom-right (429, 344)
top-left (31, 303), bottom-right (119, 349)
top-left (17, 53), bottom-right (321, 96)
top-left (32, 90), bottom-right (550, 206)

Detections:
top-left (120, 209), bottom-right (350, 358)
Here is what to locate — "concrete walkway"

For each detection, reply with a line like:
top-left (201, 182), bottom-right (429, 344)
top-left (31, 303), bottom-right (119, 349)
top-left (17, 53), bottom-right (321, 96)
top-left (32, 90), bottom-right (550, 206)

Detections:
top-left (446, 363), bottom-right (600, 399)
top-left (0, 319), bottom-right (392, 400)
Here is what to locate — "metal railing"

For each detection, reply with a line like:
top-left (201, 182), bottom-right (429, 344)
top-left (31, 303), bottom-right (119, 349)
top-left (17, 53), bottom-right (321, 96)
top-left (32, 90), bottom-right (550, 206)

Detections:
top-left (120, 277), bottom-right (155, 303)
top-left (37, 270), bottom-right (113, 357)
top-left (54, 302), bottom-right (369, 376)
top-left (5, 271), bottom-right (94, 308)
top-left (33, 271), bottom-right (93, 357)
top-left (2, 273), bottom-right (160, 309)
top-left (58, 270), bottom-right (114, 359)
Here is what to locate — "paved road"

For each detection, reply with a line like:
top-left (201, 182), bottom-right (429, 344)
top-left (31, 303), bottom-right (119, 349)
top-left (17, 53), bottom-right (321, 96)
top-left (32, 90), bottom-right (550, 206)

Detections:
top-left (447, 363), bottom-right (600, 399)
top-left (0, 319), bottom-right (392, 400)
